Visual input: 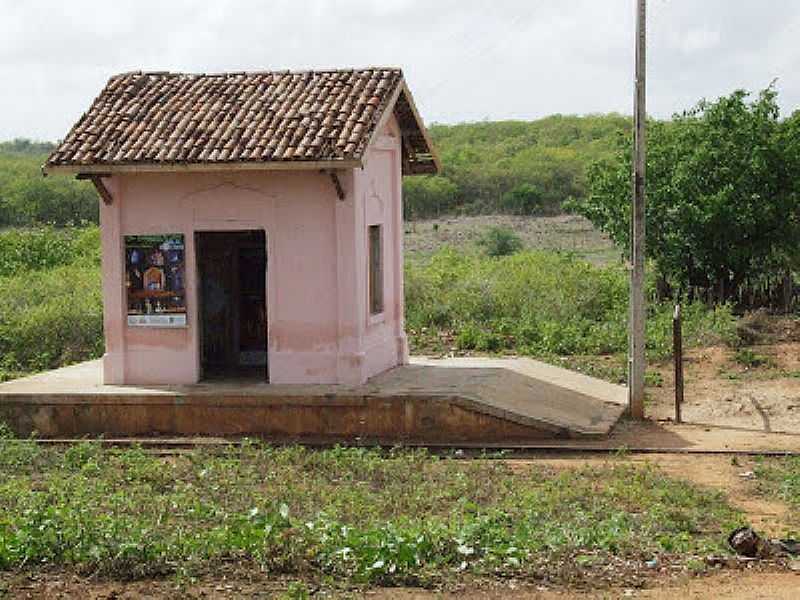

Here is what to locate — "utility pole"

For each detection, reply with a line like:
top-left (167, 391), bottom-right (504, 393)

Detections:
top-left (629, 0), bottom-right (647, 419)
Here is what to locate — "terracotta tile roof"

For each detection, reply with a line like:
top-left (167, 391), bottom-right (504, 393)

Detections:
top-left (46, 68), bottom-right (438, 175)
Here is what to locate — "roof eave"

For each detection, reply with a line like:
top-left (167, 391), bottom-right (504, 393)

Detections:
top-left (397, 81), bottom-right (442, 175)
top-left (358, 78), bottom-right (440, 177)
top-left (43, 159), bottom-right (363, 176)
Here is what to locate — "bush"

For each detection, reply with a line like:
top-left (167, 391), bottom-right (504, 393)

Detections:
top-left (0, 226), bottom-right (100, 277)
top-left (405, 248), bottom-right (736, 359)
top-left (477, 227), bottom-right (523, 257)
top-left (403, 175), bottom-right (459, 220)
top-left (574, 87), bottom-right (800, 303)
top-left (499, 183), bottom-right (543, 215)
top-left (0, 264), bottom-right (103, 375)
top-left (0, 228), bottom-right (103, 379)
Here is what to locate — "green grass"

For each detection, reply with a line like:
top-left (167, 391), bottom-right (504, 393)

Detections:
top-left (0, 433), bottom-right (742, 586)
top-left (405, 247), bottom-right (737, 361)
top-left (754, 456), bottom-right (800, 531)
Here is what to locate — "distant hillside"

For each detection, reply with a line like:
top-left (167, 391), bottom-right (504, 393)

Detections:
top-left (0, 114), bottom-right (631, 226)
top-left (405, 114), bottom-right (630, 219)
top-left (0, 140), bottom-right (97, 227)
top-left (0, 139), bottom-right (56, 155)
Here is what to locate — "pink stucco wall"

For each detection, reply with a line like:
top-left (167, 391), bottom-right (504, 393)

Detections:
top-left (99, 118), bottom-right (406, 385)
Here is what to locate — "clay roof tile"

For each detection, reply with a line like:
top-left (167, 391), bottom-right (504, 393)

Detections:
top-left (46, 67), bottom-right (438, 174)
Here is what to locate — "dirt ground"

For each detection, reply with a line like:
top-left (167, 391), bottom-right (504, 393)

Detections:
top-left (3, 570), bottom-right (799, 599)
top-left (377, 571), bottom-right (800, 599)
top-left (404, 214), bottom-right (618, 264)
top-left (1, 452), bottom-right (796, 600)
top-left (647, 342), bottom-right (800, 434)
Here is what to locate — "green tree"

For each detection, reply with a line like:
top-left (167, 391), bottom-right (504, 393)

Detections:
top-left (403, 175), bottom-right (459, 219)
top-left (499, 183), bottom-right (543, 215)
top-left (573, 87), bottom-right (800, 301)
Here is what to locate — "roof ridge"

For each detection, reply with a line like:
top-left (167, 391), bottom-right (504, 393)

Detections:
top-left (117, 67), bottom-right (404, 78)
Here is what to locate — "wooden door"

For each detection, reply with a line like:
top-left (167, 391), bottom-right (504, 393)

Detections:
top-left (198, 236), bottom-right (235, 372)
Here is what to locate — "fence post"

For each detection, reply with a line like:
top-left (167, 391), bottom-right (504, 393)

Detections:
top-left (673, 304), bottom-right (683, 423)
top-left (783, 271), bottom-right (793, 314)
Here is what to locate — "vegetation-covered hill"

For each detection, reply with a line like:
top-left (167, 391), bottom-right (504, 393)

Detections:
top-left (405, 114), bottom-right (630, 219)
top-left (0, 139), bottom-right (97, 227)
top-left (0, 114), bottom-right (629, 227)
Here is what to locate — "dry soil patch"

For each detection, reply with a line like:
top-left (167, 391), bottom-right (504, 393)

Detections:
top-left (648, 344), bottom-right (800, 434)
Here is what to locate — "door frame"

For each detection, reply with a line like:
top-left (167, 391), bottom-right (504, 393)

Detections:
top-left (194, 228), bottom-right (269, 381)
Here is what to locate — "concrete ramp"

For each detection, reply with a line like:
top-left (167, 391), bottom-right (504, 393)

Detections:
top-left (0, 357), bottom-right (627, 442)
top-left (371, 358), bottom-right (627, 437)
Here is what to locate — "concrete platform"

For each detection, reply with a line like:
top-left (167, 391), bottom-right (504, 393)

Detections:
top-left (0, 357), bottom-right (627, 442)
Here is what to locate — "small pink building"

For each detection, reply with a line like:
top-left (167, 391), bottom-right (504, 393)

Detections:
top-left (45, 68), bottom-right (439, 385)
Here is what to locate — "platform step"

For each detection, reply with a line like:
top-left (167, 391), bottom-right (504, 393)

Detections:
top-left (0, 358), bottom-right (627, 441)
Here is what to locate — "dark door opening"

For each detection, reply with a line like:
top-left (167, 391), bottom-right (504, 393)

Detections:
top-left (196, 230), bottom-right (267, 380)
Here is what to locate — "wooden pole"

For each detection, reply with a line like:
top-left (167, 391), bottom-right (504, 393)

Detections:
top-left (673, 304), bottom-right (683, 423)
top-left (628, 0), bottom-right (647, 419)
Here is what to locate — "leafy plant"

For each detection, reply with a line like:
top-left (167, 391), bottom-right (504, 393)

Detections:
top-left (476, 226), bottom-right (523, 257)
top-left (281, 582), bottom-right (310, 600)
top-left (733, 348), bottom-right (772, 369)
top-left (753, 456), bottom-right (800, 529)
top-left (0, 444), bottom-right (743, 584)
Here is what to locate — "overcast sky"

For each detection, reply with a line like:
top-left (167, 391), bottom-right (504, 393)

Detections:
top-left (2, 0), bottom-right (799, 142)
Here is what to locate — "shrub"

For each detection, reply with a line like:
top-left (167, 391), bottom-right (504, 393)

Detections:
top-left (476, 227), bottom-right (523, 257)
top-left (0, 262), bottom-right (103, 375)
top-left (403, 175), bottom-right (460, 220)
top-left (0, 225), bottom-right (103, 379)
top-left (733, 348), bottom-right (771, 369)
top-left (405, 248), bottom-right (736, 359)
top-left (499, 183), bottom-right (543, 215)
top-left (0, 225), bottom-right (100, 277)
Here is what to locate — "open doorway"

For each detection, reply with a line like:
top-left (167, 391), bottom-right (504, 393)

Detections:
top-left (195, 230), bottom-right (267, 381)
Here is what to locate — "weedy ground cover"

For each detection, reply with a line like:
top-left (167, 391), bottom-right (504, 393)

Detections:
top-left (405, 248), bottom-right (736, 362)
top-left (0, 433), bottom-right (742, 586)
top-left (754, 456), bottom-right (800, 530)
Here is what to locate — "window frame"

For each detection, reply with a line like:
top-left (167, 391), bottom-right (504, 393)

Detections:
top-left (368, 224), bottom-right (384, 317)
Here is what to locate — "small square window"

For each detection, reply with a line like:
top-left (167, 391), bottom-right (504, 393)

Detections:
top-left (368, 225), bottom-right (383, 315)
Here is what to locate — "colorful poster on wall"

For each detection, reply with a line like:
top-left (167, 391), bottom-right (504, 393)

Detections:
top-left (125, 234), bottom-right (187, 327)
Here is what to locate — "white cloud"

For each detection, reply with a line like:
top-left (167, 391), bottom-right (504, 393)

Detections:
top-left (680, 28), bottom-right (721, 54)
top-left (0, 0), bottom-right (798, 141)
